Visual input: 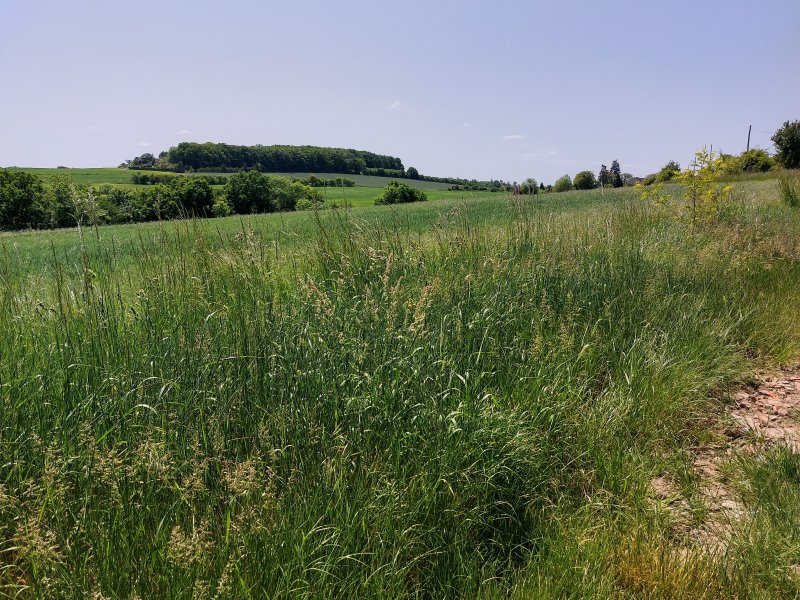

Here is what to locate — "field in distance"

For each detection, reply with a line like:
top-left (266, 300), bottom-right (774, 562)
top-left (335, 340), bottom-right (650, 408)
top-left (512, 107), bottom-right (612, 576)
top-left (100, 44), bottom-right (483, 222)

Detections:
top-left (3, 167), bottom-right (458, 206)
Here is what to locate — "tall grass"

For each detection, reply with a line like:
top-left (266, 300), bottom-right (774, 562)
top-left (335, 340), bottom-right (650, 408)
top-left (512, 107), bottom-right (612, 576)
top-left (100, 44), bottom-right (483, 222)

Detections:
top-left (1, 187), bottom-right (799, 597)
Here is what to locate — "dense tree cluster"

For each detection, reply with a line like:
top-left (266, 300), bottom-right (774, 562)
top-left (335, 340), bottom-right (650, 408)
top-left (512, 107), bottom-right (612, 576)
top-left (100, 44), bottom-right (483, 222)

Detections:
top-left (0, 169), bottom-right (321, 231)
top-left (131, 173), bottom-right (228, 186)
top-left (304, 175), bottom-right (355, 188)
top-left (165, 143), bottom-right (403, 174)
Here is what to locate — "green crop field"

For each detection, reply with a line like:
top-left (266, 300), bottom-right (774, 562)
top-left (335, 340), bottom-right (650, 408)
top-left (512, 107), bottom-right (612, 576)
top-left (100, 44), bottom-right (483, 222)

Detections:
top-left (2, 180), bottom-right (800, 598)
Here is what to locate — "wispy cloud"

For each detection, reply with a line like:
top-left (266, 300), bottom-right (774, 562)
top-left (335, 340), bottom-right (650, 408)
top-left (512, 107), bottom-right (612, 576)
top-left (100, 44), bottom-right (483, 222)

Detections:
top-left (138, 141), bottom-right (151, 147)
top-left (174, 129), bottom-right (191, 136)
top-left (521, 150), bottom-right (559, 159)
top-left (460, 123), bottom-right (471, 128)
top-left (89, 125), bottom-right (101, 132)
top-left (388, 101), bottom-right (402, 110)
top-left (501, 134), bottom-right (525, 141)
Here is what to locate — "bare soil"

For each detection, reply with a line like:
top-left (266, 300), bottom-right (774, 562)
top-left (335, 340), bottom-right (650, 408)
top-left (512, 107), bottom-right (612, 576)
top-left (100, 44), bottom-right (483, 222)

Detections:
top-left (651, 366), bottom-right (800, 549)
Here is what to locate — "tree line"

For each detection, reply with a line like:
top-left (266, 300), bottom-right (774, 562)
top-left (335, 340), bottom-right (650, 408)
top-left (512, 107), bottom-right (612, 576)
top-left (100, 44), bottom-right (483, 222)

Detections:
top-left (149, 143), bottom-right (405, 174)
top-left (0, 170), bottom-right (328, 231)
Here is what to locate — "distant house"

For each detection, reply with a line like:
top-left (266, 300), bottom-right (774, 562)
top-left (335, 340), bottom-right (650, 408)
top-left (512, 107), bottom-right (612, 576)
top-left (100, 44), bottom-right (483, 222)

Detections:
top-left (624, 176), bottom-right (644, 186)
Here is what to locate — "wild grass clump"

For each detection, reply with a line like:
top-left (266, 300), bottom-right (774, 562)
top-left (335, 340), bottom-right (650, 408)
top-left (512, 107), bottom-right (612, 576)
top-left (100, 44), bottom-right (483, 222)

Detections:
top-left (779, 172), bottom-right (800, 207)
top-left (0, 185), bottom-right (799, 597)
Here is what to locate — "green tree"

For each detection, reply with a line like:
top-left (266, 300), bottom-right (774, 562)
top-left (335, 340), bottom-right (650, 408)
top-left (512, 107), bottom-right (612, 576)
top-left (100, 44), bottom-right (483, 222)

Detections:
top-left (610, 160), bottom-right (623, 188)
top-left (598, 164), bottom-right (610, 187)
top-left (573, 171), bottom-right (597, 190)
top-left (772, 120), bottom-right (800, 169)
top-left (0, 169), bottom-right (47, 230)
top-left (553, 175), bottom-right (573, 193)
top-left (129, 153), bottom-right (156, 169)
top-left (175, 178), bottom-right (214, 214)
top-left (47, 174), bottom-right (79, 227)
top-left (225, 170), bottom-right (274, 214)
top-left (519, 178), bottom-right (539, 195)
top-left (406, 167), bottom-right (420, 179)
top-left (269, 177), bottom-right (318, 211)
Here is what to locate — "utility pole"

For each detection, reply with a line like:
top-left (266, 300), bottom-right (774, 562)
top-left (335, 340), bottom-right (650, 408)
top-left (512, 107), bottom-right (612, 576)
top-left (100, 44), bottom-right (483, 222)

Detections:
top-left (746, 125), bottom-right (752, 152)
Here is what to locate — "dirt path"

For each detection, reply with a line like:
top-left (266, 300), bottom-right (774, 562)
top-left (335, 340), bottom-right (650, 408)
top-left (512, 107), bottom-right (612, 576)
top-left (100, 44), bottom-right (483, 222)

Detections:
top-left (652, 366), bottom-right (800, 548)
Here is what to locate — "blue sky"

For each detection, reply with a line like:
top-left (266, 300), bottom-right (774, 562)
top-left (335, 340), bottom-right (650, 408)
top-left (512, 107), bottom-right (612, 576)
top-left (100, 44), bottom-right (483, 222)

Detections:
top-left (1, 0), bottom-right (798, 183)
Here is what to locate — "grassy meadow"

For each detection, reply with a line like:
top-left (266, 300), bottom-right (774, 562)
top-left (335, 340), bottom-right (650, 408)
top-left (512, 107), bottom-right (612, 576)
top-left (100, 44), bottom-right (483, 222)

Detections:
top-left (1, 181), bottom-right (800, 598)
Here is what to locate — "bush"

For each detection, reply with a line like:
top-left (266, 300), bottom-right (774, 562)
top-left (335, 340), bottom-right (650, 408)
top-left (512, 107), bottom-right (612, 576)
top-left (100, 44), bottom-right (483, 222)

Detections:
top-left (655, 160), bottom-right (680, 183)
top-left (573, 171), bottom-right (597, 190)
top-left (296, 198), bottom-right (327, 211)
top-left (374, 181), bottom-right (428, 205)
top-left (641, 174), bottom-right (657, 186)
top-left (552, 175), bottom-right (573, 193)
top-left (739, 149), bottom-right (775, 173)
top-left (211, 196), bottom-right (233, 217)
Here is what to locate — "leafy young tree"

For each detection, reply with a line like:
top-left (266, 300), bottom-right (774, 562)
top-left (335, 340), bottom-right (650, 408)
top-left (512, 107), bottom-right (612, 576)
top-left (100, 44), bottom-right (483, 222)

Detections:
top-left (610, 160), bottom-right (623, 188)
top-left (405, 167), bottom-right (420, 179)
top-left (772, 120), bottom-right (800, 169)
top-left (598, 164), bottom-right (610, 187)
top-left (573, 171), bottom-right (597, 190)
top-left (638, 147), bottom-right (731, 226)
top-left (552, 174), bottom-right (573, 193)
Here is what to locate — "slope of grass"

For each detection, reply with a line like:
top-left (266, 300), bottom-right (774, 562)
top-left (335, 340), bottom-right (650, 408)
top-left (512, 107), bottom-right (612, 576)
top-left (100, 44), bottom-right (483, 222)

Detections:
top-left (0, 183), bottom-right (799, 597)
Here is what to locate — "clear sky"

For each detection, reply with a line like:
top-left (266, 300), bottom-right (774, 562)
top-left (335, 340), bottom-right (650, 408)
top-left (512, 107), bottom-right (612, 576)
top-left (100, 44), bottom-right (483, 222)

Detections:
top-left (1, 0), bottom-right (798, 183)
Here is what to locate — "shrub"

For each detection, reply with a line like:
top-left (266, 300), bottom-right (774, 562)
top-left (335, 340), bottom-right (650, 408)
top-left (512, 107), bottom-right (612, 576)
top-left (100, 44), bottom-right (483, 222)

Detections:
top-left (655, 160), bottom-right (681, 183)
top-left (552, 175), bottom-right (573, 193)
top-left (374, 181), bottom-right (428, 205)
top-left (211, 196), bottom-right (233, 217)
top-left (641, 174), bottom-right (657, 186)
top-left (573, 171), bottom-right (597, 190)
top-left (296, 198), bottom-right (327, 211)
top-left (739, 149), bottom-right (775, 173)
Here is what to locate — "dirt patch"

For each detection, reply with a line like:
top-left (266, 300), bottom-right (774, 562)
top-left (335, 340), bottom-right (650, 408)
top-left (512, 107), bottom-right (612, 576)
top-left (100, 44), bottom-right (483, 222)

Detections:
top-left (652, 366), bottom-right (800, 548)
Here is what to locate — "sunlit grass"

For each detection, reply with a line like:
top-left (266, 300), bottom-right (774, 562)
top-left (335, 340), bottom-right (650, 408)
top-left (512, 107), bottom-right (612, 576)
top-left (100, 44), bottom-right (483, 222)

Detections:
top-left (1, 183), bottom-right (799, 597)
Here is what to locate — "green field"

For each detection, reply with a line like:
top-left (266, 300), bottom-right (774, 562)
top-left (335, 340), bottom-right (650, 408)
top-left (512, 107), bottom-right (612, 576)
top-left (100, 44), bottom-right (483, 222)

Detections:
top-left (2, 181), bottom-right (800, 597)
